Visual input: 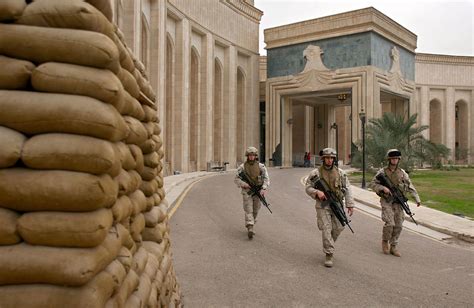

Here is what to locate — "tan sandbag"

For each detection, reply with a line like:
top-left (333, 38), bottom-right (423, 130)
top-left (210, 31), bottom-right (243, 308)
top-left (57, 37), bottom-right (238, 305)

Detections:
top-left (157, 187), bottom-right (165, 201)
top-left (142, 122), bottom-right (154, 139)
top-left (129, 189), bottom-right (147, 216)
top-left (157, 201), bottom-right (168, 222)
top-left (0, 208), bottom-right (21, 245)
top-left (0, 55), bottom-right (35, 90)
top-left (17, 208), bottom-right (113, 248)
top-left (115, 169), bottom-right (134, 197)
top-left (0, 269), bottom-right (116, 308)
top-left (152, 134), bottom-right (163, 149)
top-left (117, 67), bottom-right (140, 98)
top-left (116, 246), bottom-right (133, 272)
top-left (0, 168), bottom-right (118, 212)
top-left (17, 0), bottom-right (114, 39)
top-left (159, 254), bottom-right (172, 279)
top-left (126, 274), bottom-right (151, 308)
top-left (135, 71), bottom-right (156, 101)
top-left (115, 142), bottom-right (136, 170)
top-left (22, 133), bottom-right (119, 176)
top-left (141, 223), bottom-right (166, 244)
top-left (138, 91), bottom-right (156, 109)
top-left (0, 0), bottom-right (26, 22)
top-left (31, 62), bottom-right (126, 113)
top-left (129, 144), bottom-right (145, 174)
top-left (142, 105), bottom-right (158, 122)
top-left (143, 151), bottom-right (160, 168)
top-left (144, 253), bottom-right (160, 282)
top-left (130, 213), bottom-right (145, 242)
top-left (142, 241), bottom-right (164, 264)
top-left (111, 195), bottom-right (133, 223)
top-left (116, 223), bottom-right (134, 251)
top-left (85, 0), bottom-right (113, 21)
top-left (140, 178), bottom-right (159, 197)
top-left (157, 147), bottom-right (164, 159)
top-left (105, 269), bottom-right (139, 308)
top-left (144, 206), bottom-right (166, 228)
top-left (140, 166), bottom-right (158, 181)
top-left (139, 138), bottom-right (156, 154)
top-left (156, 175), bottom-right (164, 189)
top-left (0, 231), bottom-right (122, 286)
top-left (0, 90), bottom-right (129, 142)
top-left (153, 122), bottom-right (161, 135)
top-left (148, 281), bottom-right (159, 308)
top-left (113, 34), bottom-right (135, 73)
top-left (122, 90), bottom-right (145, 121)
top-left (145, 195), bottom-right (154, 212)
top-left (132, 247), bottom-right (149, 277)
top-left (108, 144), bottom-right (123, 177)
top-left (124, 116), bottom-right (148, 146)
top-left (0, 126), bottom-right (26, 168)
top-left (128, 170), bottom-right (143, 193)
top-left (105, 259), bottom-right (127, 291)
top-left (0, 24), bottom-right (120, 73)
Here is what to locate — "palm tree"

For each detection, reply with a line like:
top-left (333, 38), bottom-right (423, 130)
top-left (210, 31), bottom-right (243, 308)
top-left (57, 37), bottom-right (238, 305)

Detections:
top-left (352, 113), bottom-right (449, 171)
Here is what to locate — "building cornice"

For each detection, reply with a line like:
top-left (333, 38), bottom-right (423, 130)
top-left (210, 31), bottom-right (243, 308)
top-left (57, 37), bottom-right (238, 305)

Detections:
top-left (264, 7), bottom-right (417, 52)
top-left (220, 0), bottom-right (263, 23)
top-left (415, 53), bottom-right (474, 66)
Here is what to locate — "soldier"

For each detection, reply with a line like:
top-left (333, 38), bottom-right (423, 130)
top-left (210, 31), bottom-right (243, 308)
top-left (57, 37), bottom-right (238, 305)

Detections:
top-left (370, 149), bottom-right (421, 257)
top-left (234, 146), bottom-right (270, 240)
top-left (305, 148), bottom-right (354, 267)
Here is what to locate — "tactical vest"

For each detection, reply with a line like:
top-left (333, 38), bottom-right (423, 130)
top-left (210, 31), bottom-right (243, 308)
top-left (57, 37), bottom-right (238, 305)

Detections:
top-left (319, 166), bottom-right (344, 200)
top-left (384, 167), bottom-right (404, 191)
top-left (244, 161), bottom-right (263, 186)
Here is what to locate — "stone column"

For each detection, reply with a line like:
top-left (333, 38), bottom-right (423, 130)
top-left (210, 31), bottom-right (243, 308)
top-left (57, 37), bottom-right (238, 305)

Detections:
top-left (304, 106), bottom-right (312, 152)
top-left (445, 87), bottom-right (456, 161)
top-left (224, 45), bottom-right (237, 166)
top-left (281, 97), bottom-right (293, 167)
top-left (419, 86), bottom-right (429, 139)
top-left (200, 33), bottom-right (214, 170)
top-left (174, 18), bottom-right (190, 172)
top-left (249, 54), bottom-right (260, 149)
top-left (121, 0), bottom-right (138, 52)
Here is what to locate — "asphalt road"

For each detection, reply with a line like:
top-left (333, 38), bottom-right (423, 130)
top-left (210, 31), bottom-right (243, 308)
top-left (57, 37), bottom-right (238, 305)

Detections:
top-left (169, 168), bottom-right (474, 307)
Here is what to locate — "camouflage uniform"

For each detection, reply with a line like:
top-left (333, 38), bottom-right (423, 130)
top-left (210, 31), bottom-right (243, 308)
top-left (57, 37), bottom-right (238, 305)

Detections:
top-left (305, 157), bottom-right (354, 256)
top-left (234, 147), bottom-right (269, 238)
top-left (370, 149), bottom-right (421, 256)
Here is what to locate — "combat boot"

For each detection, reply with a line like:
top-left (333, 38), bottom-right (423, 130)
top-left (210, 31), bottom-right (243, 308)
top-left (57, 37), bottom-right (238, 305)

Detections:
top-left (390, 245), bottom-right (401, 257)
top-left (382, 240), bottom-right (390, 255)
top-left (324, 253), bottom-right (333, 268)
top-left (247, 226), bottom-right (254, 240)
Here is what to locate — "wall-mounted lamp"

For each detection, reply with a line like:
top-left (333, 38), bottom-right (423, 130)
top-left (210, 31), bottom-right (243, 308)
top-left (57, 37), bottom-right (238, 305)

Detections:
top-left (287, 118), bottom-right (294, 125)
top-left (337, 93), bottom-right (348, 102)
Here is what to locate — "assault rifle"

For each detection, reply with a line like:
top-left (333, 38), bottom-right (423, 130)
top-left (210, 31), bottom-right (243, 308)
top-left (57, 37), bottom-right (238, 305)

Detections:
top-left (375, 173), bottom-right (418, 225)
top-left (312, 178), bottom-right (354, 233)
top-left (238, 171), bottom-right (272, 214)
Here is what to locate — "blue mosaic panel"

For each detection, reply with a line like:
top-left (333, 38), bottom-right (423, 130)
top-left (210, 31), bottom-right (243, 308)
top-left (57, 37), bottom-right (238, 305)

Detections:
top-left (267, 32), bottom-right (415, 80)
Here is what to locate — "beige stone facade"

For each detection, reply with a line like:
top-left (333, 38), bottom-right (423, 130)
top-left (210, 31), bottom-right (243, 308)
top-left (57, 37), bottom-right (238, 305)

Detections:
top-left (114, 0), bottom-right (262, 175)
top-left (260, 8), bottom-right (473, 166)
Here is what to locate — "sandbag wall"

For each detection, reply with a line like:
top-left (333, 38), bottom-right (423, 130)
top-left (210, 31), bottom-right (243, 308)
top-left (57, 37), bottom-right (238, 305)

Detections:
top-left (0, 1), bottom-right (181, 307)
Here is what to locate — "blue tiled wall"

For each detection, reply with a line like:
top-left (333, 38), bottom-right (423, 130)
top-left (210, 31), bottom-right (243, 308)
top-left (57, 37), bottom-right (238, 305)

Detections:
top-left (267, 32), bottom-right (415, 80)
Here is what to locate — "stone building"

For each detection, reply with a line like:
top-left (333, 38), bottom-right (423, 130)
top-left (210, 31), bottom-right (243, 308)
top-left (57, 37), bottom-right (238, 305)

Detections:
top-left (114, 0), bottom-right (262, 175)
top-left (260, 7), bottom-right (473, 167)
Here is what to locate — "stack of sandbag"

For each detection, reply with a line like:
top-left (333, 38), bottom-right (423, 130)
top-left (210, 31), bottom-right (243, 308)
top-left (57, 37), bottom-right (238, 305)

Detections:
top-left (0, 0), bottom-right (181, 307)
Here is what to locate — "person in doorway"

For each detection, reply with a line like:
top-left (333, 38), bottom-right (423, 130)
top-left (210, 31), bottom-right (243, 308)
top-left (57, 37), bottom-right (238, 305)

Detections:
top-left (370, 149), bottom-right (421, 257)
top-left (305, 148), bottom-right (354, 267)
top-left (234, 146), bottom-right (270, 239)
top-left (306, 152), bottom-right (311, 167)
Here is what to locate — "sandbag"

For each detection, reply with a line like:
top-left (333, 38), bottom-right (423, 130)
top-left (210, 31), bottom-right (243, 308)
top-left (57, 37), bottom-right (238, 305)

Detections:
top-left (0, 169), bottom-right (118, 212)
top-left (0, 270), bottom-right (116, 308)
top-left (153, 122), bottom-right (161, 135)
top-left (142, 241), bottom-right (165, 264)
top-left (122, 90), bottom-right (145, 120)
top-left (138, 91), bottom-right (156, 109)
top-left (147, 281), bottom-right (159, 308)
top-left (105, 269), bottom-right (139, 308)
top-left (142, 223), bottom-right (167, 244)
top-left (104, 259), bottom-right (127, 292)
top-left (0, 126), bottom-right (26, 168)
top-left (116, 223), bottom-right (134, 251)
top-left (145, 196), bottom-right (155, 212)
top-left (115, 141), bottom-right (136, 170)
top-left (144, 206), bottom-right (167, 228)
top-left (144, 253), bottom-right (160, 281)
top-left (31, 62), bottom-right (126, 113)
top-left (17, 0), bottom-right (114, 39)
top-left (143, 152), bottom-right (160, 168)
top-left (111, 195), bottom-right (133, 223)
top-left (124, 116), bottom-right (148, 146)
top-left (129, 189), bottom-right (147, 216)
top-left (22, 133), bottom-right (119, 175)
top-left (85, 0), bottom-right (113, 21)
top-left (0, 0), bottom-right (26, 22)
top-left (142, 122), bottom-right (154, 139)
top-left (117, 67), bottom-right (140, 98)
top-left (116, 246), bottom-right (133, 272)
top-left (113, 34), bottom-right (135, 73)
top-left (139, 138), bottom-right (156, 154)
top-left (129, 144), bottom-right (145, 174)
top-left (0, 90), bottom-right (129, 142)
top-left (132, 247), bottom-right (149, 277)
top-left (140, 179), bottom-right (159, 197)
top-left (143, 105), bottom-right (158, 122)
top-left (0, 208), bottom-right (21, 245)
top-left (140, 166), bottom-right (158, 181)
top-left (0, 231), bottom-right (122, 286)
top-left (115, 169), bottom-right (135, 197)
top-left (130, 213), bottom-right (145, 242)
top-left (0, 55), bottom-right (35, 90)
top-left (17, 209), bottom-right (113, 248)
top-left (126, 274), bottom-right (151, 308)
top-left (0, 24), bottom-right (120, 73)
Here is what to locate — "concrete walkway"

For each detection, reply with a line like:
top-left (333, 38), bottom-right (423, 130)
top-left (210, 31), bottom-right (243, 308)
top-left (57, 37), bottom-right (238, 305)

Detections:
top-left (164, 169), bottom-right (474, 244)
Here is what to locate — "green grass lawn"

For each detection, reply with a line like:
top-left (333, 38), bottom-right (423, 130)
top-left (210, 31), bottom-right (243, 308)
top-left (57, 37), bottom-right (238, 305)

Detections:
top-left (348, 168), bottom-right (474, 218)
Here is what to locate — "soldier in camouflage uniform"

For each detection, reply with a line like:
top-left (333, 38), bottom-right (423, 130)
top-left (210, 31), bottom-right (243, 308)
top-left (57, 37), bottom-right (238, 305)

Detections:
top-left (370, 149), bottom-right (421, 257)
top-left (305, 148), bottom-right (354, 267)
top-left (234, 146), bottom-right (270, 240)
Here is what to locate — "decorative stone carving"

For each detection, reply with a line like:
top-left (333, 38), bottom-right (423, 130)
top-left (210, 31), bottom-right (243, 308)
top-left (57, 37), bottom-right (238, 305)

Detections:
top-left (302, 45), bottom-right (329, 72)
top-left (293, 45), bottom-right (334, 90)
top-left (389, 46), bottom-right (402, 75)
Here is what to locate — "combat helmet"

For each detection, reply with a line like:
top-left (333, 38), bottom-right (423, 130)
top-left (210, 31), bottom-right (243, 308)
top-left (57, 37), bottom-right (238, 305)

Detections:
top-left (245, 146), bottom-right (258, 157)
top-left (319, 147), bottom-right (337, 158)
top-left (386, 149), bottom-right (402, 159)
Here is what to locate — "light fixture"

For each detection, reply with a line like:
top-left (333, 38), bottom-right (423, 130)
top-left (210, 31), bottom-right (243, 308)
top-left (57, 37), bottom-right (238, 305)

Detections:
top-left (337, 93), bottom-right (348, 102)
